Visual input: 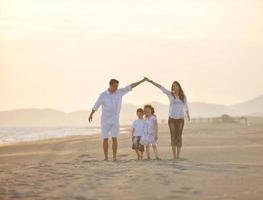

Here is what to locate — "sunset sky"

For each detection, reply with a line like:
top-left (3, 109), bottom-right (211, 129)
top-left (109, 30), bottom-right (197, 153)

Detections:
top-left (1, 0), bottom-right (263, 112)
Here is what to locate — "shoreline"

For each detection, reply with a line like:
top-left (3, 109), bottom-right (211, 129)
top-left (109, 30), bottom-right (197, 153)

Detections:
top-left (0, 133), bottom-right (100, 147)
top-left (0, 125), bottom-right (131, 146)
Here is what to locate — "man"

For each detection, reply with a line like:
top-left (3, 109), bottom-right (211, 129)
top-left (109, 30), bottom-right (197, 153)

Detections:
top-left (88, 77), bottom-right (147, 161)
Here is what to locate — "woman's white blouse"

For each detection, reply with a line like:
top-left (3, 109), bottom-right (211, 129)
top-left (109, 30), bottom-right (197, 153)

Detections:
top-left (160, 86), bottom-right (189, 119)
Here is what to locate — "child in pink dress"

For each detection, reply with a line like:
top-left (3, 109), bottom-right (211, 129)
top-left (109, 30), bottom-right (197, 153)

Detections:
top-left (140, 105), bottom-right (160, 160)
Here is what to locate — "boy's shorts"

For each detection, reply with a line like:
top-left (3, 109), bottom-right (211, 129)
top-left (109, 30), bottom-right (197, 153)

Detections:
top-left (132, 136), bottom-right (144, 152)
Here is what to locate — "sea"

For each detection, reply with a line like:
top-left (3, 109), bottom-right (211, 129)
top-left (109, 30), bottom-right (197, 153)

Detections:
top-left (0, 126), bottom-right (130, 144)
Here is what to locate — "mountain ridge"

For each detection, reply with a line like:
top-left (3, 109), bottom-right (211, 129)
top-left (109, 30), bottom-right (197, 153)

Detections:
top-left (1, 94), bottom-right (262, 126)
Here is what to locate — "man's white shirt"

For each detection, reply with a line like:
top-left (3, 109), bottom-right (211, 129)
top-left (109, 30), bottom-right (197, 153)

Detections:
top-left (92, 85), bottom-right (132, 124)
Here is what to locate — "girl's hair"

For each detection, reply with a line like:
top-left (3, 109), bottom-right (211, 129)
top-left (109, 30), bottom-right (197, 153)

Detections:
top-left (144, 104), bottom-right (156, 116)
top-left (171, 81), bottom-right (186, 102)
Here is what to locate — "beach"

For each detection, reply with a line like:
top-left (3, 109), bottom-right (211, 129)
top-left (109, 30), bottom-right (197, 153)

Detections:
top-left (1, 121), bottom-right (263, 200)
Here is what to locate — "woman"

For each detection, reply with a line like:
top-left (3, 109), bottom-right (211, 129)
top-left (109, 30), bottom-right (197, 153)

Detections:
top-left (147, 78), bottom-right (190, 159)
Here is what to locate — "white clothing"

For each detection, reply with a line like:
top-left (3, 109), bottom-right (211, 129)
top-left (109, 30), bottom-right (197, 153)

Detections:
top-left (140, 115), bottom-right (158, 145)
top-left (101, 121), bottom-right (120, 139)
top-left (132, 119), bottom-right (145, 137)
top-left (160, 86), bottom-right (189, 119)
top-left (92, 85), bottom-right (132, 138)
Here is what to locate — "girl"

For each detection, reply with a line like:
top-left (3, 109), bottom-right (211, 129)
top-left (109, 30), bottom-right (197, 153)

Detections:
top-left (140, 105), bottom-right (159, 160)
top-left (147, 79), bottom-right (190, 159)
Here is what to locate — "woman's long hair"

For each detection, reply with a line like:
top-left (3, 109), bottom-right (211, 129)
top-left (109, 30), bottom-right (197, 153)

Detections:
top-left (171, 81), bottom-right (185, 102)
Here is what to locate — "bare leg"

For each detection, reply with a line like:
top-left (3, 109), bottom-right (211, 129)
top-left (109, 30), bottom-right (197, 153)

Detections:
top-left (112, 137), bottom-right (118, 161)
top-left (152, 145), bottom-right (159, 159)
top-left (146, 145), bottom-right (150, 159)
top-left (135, 149), bottom-right (140, 160)
top-left (176, 147), bottom-right (181, 158)
top-left (140, 151), bottom-right (144, 160)
top-left (176, 120), bottom-right (184, 159)
top-left (172, 145), bottom-right (177, 159)
top-left (103, 138), bottom-right (108, 161)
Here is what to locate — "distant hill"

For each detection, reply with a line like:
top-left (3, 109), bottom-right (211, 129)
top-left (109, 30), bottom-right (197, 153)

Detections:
top-left (0, 95), bottom-right (262, 127)
top-left (231, 95), bottom-right (263, 116)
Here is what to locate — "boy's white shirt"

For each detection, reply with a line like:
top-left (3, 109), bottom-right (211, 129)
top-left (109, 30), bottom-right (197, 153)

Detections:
top-left (132, 118), bottom-right (145, 137)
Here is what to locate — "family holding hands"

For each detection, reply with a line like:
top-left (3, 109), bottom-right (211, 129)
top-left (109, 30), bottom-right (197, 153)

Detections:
top-left (88, 77), bottom-right (190, 161)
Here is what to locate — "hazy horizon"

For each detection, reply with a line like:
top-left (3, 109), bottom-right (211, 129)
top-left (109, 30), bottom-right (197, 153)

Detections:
top-left (1, 0), bottom-right (263, 112)
top-left (0, 92), bottom-right (263, 113)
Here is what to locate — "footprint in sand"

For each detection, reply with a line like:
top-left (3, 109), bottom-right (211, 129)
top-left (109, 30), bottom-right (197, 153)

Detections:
top-left (56, 162), bottom-right (71, 164)
top-left (144, 178), bottom-right (150, 181)
top-left (73, 195), bottom-right (87, 200)
top-left (175, 166), bottom-right (188, 171)
top-left (78, 154), bottom-right (92, 158)
top-left (237, 165), bottom-right (249, 170)
top-left (81, 159), bottom-right (99, 164)
top-left (166, 194), bottom-right (184, 199)
top-left (76, 154), bottom-right (97, 163)
top-left (191, 191), bottom-right (201, 194)
top-left (118, 154), bottom-right (129, 158)
top-left (180, 186), bottom-right (192, 191)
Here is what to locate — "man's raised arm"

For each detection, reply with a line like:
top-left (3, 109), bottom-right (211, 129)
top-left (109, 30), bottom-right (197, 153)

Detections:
top-left (130, 77), bottom-right (147, 89)
top-left (147, 78), bottom-right (172, 97)
top-left (118, 77), bottom-right (147, 96)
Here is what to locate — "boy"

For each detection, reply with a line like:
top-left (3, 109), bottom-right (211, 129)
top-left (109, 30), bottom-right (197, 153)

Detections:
top-left (131, 108), bottom-right (145, 160)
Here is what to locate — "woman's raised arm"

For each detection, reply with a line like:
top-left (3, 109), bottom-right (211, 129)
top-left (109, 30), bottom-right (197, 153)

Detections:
top-left (147, 78), bottom-right (162, 88)
top-left (147, 78), bottom-right (171, 97)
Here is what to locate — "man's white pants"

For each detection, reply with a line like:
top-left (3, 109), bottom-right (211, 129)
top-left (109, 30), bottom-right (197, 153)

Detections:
top-left (101, 121), bottom-right (120, 139)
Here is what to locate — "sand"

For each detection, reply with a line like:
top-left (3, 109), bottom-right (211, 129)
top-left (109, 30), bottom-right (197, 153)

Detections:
top-left (1, 122), bottom-right (263, 200)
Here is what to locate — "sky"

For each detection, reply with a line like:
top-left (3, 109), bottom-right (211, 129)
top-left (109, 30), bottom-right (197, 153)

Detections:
top-left (1, 0), bottom-right (263, 112)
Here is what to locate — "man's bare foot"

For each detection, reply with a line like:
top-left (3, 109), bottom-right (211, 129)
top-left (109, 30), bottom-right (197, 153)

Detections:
top-left (113, 157), bottom-right (117, 161)
top-left (103, 158), bottom-right (108, 161)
